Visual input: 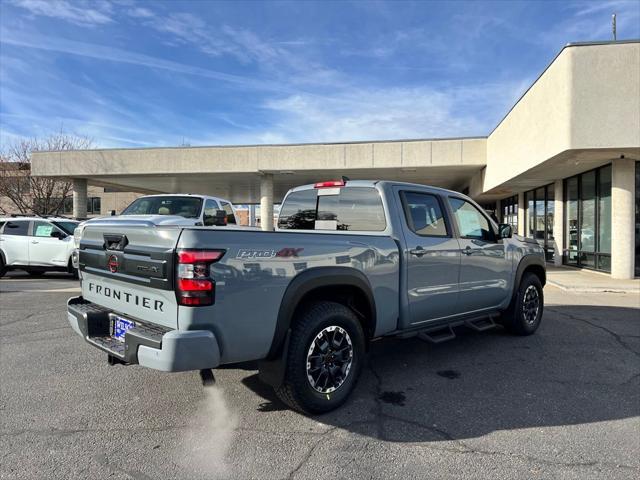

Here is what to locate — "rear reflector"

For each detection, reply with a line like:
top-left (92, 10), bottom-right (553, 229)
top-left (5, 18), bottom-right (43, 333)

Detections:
top-left (178, 278), bottom-right (213, 291)
top-left (314, 180), bottom-right (345, 188)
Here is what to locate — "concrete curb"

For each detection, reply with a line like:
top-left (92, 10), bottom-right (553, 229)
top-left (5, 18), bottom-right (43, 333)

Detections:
top-left (546, 280), bottom-right (640, 294)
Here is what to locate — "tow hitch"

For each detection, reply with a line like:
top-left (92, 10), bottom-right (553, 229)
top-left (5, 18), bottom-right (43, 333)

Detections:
top-left (199, 369), bottom-right (216, 387)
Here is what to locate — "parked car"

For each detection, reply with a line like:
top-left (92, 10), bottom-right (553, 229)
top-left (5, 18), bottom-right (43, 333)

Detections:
top-left (67, 180), bottom-right (546, 413)
top-left (0, 216), bottom-right (79, 278)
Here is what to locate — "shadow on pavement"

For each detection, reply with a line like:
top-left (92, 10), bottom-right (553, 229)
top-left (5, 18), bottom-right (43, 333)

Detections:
top-left (1, 270), bottom-right (75, 280)
top-left (243, 305), bottom-right (640, 442)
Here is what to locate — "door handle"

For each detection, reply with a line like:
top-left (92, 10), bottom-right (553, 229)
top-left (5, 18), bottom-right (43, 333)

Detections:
top-left (410, 246), bottom-right (427, 257)
top-left (462, 246), bottom-right (473, 255)
top-left (31, 240), bottom-right (39, 244)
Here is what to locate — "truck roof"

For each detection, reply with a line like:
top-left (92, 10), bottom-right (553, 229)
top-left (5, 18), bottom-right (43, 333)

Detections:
top-left (135, 193), bottom-right (230, 200)
top-left (0, 216), bottom-right (79, 222)
top-left (288, 180), bottom-right (465, 197)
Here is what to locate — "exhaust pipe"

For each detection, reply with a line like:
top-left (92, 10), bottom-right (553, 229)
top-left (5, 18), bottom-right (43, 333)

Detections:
top-left (199, 369), bottom-right (216, 387)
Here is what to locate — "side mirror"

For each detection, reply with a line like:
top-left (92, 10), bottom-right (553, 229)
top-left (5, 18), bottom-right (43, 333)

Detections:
top-left (51, 230), bottom-right (66, 240)
top-left (110, 210), bottom-right (116, 216)
top-left (204, 210), bottom-right (228, 226)
top-left (498, 223), bottom-right (513, 239)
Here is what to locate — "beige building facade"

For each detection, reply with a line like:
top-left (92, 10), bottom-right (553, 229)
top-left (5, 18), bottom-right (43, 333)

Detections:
top-left (31, 41), bottom-right (640, 279)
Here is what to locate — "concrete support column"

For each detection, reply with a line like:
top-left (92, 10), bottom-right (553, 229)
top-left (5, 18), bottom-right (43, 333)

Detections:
top-left (553, 180), bottom-right (564, 266)
top-left (72, 178), bottom-right (87, 219)
top-left (517, 192), bottom-right (525, 236)
top-left (611, 159), bottom-right (635, 279)
top-left (260, 174), bottom-right (274, 231)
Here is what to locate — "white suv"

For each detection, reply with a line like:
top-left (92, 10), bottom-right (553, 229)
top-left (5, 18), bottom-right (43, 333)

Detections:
top-left (0, 216), bottom-right (79, 278)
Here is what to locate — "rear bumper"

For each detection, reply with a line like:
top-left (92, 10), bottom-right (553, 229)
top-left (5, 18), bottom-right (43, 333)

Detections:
top-left (67, 296), bottom-right (220, 372)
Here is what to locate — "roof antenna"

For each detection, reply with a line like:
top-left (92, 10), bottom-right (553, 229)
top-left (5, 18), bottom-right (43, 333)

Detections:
top-left (612, 13), bottom-right (617, 41)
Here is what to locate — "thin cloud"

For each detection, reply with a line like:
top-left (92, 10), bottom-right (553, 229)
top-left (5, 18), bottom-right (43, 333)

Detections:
top-left (254, 82), bottom-right (522, 144)
top-left (135, 8), bottom-right (340, 85)
top-left (539, 0), bottom-right (640, 46)
top-left (8, 0), bottom-right (113, 26)
top-left (127, 7), bottom-right (154, 19)
top-left (1, 29), bottom-right (297, 94)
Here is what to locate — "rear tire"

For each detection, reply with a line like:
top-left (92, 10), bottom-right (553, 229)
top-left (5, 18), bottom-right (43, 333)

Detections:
top-left (501, 272), bottom-right (544, 336)
top-left (275, 301), bottom-right (366, 414)
top-left (0, 257), bottom-right (6, 278)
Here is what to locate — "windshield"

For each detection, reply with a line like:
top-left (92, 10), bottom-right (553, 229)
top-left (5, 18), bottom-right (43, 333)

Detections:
top-left (121, 196), bottom-right (203, 218)
top-left (52, 221), bottom-right (79, 235)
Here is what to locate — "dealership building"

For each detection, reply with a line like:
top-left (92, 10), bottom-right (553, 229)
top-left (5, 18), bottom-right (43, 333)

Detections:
top-left (32, 41), bottom-right (640, 279)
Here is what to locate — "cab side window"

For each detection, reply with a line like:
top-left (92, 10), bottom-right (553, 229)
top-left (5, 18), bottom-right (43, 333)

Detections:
top-left (448, 197), bottom-right (495, 241)
top-left (401, 192), bottom-right (449, 237)
top-left (203, 199), bottom-right (220, 226)
top-left (2, 221), bottom-right (29, 236)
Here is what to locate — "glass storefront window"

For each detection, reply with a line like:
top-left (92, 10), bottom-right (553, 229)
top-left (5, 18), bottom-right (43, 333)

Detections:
top-left (500, 195), bottom-right (518, 231)
top-left (565, 177), bottom-right (579, 265)
top-left (563, 164), bottom-right (612, 273)
top-left (526, 191), bottom-right (534, 238)
top-left (524, 184), bottom-right (555, 262)
top-left (546, 186), bottom-right (555, 262)
top-left (598, 166), bottom-right (611, 254)
top-left (636, 162), bottom-right (640, 277)
top-left (534, 187), bottom-right (545, 245)
top-left (580, 171), bottom-right (596, 253)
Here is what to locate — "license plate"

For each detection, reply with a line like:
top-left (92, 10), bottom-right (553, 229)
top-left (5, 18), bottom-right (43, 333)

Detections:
top-left (113, 316), bottom-right (135, 342)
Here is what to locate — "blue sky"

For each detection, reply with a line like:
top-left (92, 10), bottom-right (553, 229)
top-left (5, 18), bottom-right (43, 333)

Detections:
top-left (1, 0), bottom-right (638, 149)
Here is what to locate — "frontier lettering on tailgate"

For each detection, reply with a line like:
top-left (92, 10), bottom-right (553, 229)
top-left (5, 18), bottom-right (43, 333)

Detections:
top-left (87, 282), bottom-right (164, 312)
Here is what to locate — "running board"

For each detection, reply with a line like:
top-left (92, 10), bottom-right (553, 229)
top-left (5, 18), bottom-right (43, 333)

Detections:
top-left (418, 326), bottom-right (456, 344)
top-left (465, 316), bottom-right (497, 332)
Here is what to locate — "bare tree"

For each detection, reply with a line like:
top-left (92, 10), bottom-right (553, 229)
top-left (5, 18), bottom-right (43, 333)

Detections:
top-left (0, 131), bottom-right (92, 216)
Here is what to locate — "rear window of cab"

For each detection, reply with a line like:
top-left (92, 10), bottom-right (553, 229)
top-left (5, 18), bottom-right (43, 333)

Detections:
top-left (277, 187), bottom-right (386, 231)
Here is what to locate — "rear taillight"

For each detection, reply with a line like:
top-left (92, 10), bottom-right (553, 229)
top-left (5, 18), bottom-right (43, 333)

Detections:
top-left (176, 249), bottom-right (225, 306)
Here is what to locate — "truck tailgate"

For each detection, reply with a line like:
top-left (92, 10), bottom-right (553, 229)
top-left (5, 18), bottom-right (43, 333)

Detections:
top-left (78, 221), bottom-right (181, 329)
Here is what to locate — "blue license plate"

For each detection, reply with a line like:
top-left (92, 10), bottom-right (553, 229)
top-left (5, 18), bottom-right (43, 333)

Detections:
top-left (113, 316), bottom-right (135, 342)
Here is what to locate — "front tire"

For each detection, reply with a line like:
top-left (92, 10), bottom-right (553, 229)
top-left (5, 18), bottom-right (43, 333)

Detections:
top-left (502, 272), bottom-right (544, 336)
top-left (69, 259), bottom-right (79, 279)
top-left (0, 257), bottom-right (6, 278)
top-left (275, 301), bottom-right (366, 414)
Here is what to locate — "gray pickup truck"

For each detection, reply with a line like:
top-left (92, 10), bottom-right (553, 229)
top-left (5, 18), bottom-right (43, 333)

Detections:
top-left (68, 180), bottom-right (546, 413)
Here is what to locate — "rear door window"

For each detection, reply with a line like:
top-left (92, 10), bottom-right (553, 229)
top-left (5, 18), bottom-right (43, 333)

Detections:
top-left (220, 201), bottom-right (236, 225)
top-left (2, 220), bottom-right (29, 236)
top-left (401, 192), bottom-right (449, 237)
top-left (278, 187), bottom-right (386, 231)
top-left (203, 199), bottom-right (220, 226)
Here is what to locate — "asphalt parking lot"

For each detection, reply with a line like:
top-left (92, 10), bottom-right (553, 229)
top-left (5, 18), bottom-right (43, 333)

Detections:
top-left (1, 271), bottom-right (639, 479)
